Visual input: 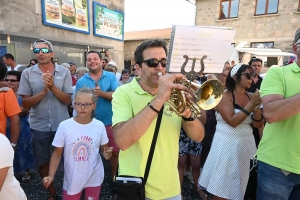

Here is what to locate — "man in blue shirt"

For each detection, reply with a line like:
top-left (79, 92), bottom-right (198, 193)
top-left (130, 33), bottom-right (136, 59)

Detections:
top-left (76, 50), bottom-right (118, 178)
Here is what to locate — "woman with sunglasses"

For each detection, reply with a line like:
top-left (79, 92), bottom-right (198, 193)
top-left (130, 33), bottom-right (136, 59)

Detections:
top-left (199, 64), bottom-right (264, 200)
top-left (27, 59), bottom-right (38, 68)
top-left (5, 71), bottom-right (35, 183)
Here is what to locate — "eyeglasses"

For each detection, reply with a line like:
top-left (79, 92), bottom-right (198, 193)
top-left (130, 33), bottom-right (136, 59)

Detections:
top-left (74, 102), bottom-right (94, 108)
top-left (132, 68), bottom-right (136, 71)
top-left (5, 79), bottom-right (18, 82)
top-left (142, 58), bottom-right (167, 68)
top-left (30, 62), bottom-right (36, 65)
top-left (33, 48), bottom-right (52, 54)
top-left (241, 73), bottom-right (254, 80)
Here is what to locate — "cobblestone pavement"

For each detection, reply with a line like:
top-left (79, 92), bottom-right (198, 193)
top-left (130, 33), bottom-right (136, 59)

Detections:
top-left (20, 158), bottom-right (203, 200)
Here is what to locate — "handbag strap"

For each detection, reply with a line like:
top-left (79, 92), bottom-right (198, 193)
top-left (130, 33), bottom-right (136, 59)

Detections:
top-left (143, 105), bottom-right (164, 185)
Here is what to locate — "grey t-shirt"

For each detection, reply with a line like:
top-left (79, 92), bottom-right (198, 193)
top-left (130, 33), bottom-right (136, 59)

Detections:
top-left (18, 64), bottom-right (73, 131)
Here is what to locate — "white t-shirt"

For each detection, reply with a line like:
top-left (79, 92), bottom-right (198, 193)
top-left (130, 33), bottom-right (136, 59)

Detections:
top-left (52, 118), bottom-right (108, 195)
top-left (0, 134), bottom-right (27, 200)
top-left (71, 86), bottom-right (77, 117)
top-left (7, 64), bottom-right (22, 71)
top-left (116, 72), bottom-right (121, 82)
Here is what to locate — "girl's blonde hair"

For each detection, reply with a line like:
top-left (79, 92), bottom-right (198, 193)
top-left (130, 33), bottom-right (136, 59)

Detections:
top-left (75, 87), bottom-right (97, 103)
top-left (75, 88), bottom-right (97, 118)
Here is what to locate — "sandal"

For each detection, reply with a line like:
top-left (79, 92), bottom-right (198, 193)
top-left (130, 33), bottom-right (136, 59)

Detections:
top-left (47, 193), bottom-right (58, 200)
top-left (21, 172), bottom-right (32, 183)
top-left (197, 188), bottom-right (208, 200)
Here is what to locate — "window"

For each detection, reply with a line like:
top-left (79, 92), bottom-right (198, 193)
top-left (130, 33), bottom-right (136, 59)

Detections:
top-left (219, 0), bottom-right (240, 19)
top-left (255, 0), bottom-right (279, 15)
top-left (250, 42), bottom-right (274, 49)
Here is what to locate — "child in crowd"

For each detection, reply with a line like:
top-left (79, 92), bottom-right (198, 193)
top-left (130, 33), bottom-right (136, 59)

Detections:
top-left (43, 88), bottom-right (113, 200)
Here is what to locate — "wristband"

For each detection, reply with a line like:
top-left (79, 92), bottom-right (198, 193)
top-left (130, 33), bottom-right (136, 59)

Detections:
top-left (251, 114), bottom-right (264, 122)
top-left (11, 143), bottom-right (17, 148)
top-left (182, 113), bottom-right (197, 121)
top-left (147, 102), bottom-right (160, 114)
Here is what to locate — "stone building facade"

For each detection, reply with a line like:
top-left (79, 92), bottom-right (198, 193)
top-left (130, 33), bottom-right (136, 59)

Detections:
top-left (0, 0), bottom-right (124, 68)
top-left (196, 0), bottom-right (300, 60)
top-left (124, 28), bottom-right (171, 65)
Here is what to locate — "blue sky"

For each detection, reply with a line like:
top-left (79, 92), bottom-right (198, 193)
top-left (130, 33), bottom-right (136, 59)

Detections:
top-left (124, 0), bottom-right (195, 32)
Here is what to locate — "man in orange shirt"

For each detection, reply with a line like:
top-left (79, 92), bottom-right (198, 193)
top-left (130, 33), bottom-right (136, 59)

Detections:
top-left (0, 61), bottom-right (20, 148)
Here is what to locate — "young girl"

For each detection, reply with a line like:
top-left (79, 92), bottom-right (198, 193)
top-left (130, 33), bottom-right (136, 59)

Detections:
top-left (43, 88), bottom-right (113, 200)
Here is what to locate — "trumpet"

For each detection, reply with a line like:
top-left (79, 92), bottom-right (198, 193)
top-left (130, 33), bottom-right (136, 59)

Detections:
top-left (158, 73), bottom-right (223, 117)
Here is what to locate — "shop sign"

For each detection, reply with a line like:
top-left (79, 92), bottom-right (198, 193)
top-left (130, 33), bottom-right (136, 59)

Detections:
top-left (42, 0), bottom-right (90, 34)
top-left (93, 2), bottom-right (124, 41)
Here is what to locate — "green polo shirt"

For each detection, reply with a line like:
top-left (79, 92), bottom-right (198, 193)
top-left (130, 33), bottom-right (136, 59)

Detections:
top-left (257, 62), bottom-right (300, 174)
top-left (112, 78), bottom-right (182, 199)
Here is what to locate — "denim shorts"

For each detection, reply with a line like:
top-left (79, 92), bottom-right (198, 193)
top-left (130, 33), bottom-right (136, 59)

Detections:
top-left (31, 129), bottom-right (55, 167)
top-left (257, 161), bottom-right (300, 200)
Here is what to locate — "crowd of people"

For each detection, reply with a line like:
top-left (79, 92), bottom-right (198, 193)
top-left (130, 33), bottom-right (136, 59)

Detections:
top-left (0, 28), bottom-right (299, 200)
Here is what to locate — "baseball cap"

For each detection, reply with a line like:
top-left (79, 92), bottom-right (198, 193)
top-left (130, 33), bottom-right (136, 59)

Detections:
top-left (68, 62), bottom-right (76, 65)
top-left (108, 61), bottom-right (116, 67)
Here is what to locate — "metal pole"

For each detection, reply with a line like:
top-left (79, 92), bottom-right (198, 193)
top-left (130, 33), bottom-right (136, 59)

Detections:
top-left (186, 0), bottom-right (197, 25)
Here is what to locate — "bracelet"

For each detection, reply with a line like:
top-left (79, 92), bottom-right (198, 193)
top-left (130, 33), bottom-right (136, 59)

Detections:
top-left (147, 102), bottom-right (159, 114)
top-left (251, 114), bottom-right (264, 122)
top-left (11, 143), bottom-right (17, 148)
top-left (240, 108), bottom-right (250, 116)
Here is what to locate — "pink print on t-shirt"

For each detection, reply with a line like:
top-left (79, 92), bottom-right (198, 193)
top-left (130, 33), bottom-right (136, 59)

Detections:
top-left (73, 136), bottom-right (94, 162)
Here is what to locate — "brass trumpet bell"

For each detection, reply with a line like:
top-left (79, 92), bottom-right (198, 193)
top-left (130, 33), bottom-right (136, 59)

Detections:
top-left (169, 79), bottom-right (223, 117)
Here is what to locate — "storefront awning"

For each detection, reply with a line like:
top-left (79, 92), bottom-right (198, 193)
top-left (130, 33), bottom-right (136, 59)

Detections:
top-left (0, 30), bottom-right (113, 50)
top-left (236, 48), bottom-right (295, 57)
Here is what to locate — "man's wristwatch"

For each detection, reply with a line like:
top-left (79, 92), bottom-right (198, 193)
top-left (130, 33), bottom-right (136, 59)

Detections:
top-left (182, 113), bottom-right (197, 121)
top-left (11, 143), bottom-right (17, 148)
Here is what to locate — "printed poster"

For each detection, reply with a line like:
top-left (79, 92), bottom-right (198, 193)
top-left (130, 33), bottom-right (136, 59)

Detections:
top-left (42, 0), bottom-right (90, 34)
top-left (93, 2), bottom-right (124, 41)
top-left (168, 25), bottom-right (236, 74)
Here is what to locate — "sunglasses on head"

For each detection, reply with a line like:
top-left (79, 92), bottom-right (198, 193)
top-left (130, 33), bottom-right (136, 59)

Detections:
top-left (33, 48), bottom-right (52, 54)
top-left (251, 57), bottom-right (262, 62)
top-left (5, 79), bottom-right (18, 82)
top-left (241, 73), bottom-right (254, 80)
top-left (142, 58), bottom-right (167, 68)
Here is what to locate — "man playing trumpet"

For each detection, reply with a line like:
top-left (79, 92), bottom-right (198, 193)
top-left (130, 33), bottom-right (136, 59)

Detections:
top-left (112, 39), bottom-right (204, 200)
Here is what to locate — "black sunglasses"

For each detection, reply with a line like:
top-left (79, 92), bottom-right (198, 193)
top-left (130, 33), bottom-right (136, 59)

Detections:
top-left (5, 79), bottom-right (18, 82)
top-left (241, 73), bottom-right (254, 80)
top-left (33, 48), bottom-right (52, 54)
top-left (132, 68), bottom-right (136, 71)
top-left (30, 62), bottom-right (36, 65)
top-left (142, 58), bottom-right (167, 68)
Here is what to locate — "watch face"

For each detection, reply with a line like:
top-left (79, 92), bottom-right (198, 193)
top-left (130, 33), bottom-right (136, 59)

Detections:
top-left (191, 113), bottom-right (196, 120)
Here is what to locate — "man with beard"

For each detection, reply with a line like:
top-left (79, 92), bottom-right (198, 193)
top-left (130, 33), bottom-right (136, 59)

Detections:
top-left (18, 39), bottom-right (73, 200)
top-left (75, 51), bottom-right (119, 179)
top-left (248, 57), bottom-right (263, 93)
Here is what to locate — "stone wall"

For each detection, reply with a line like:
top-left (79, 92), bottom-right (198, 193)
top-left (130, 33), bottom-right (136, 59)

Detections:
top-left (124, 39), bottom-right (171, 62)
top-left (0, 0), bottom-right (125, 68)
top-left (196, 0), bottom-right (300, 57)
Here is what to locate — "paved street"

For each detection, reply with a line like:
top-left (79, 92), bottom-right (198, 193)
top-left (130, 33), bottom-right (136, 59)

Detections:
top-left (20, 158), bottom-right (204, 200)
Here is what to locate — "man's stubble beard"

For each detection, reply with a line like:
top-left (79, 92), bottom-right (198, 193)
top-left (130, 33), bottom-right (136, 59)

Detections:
top-left (88, 66), bottom-right (102, 74)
